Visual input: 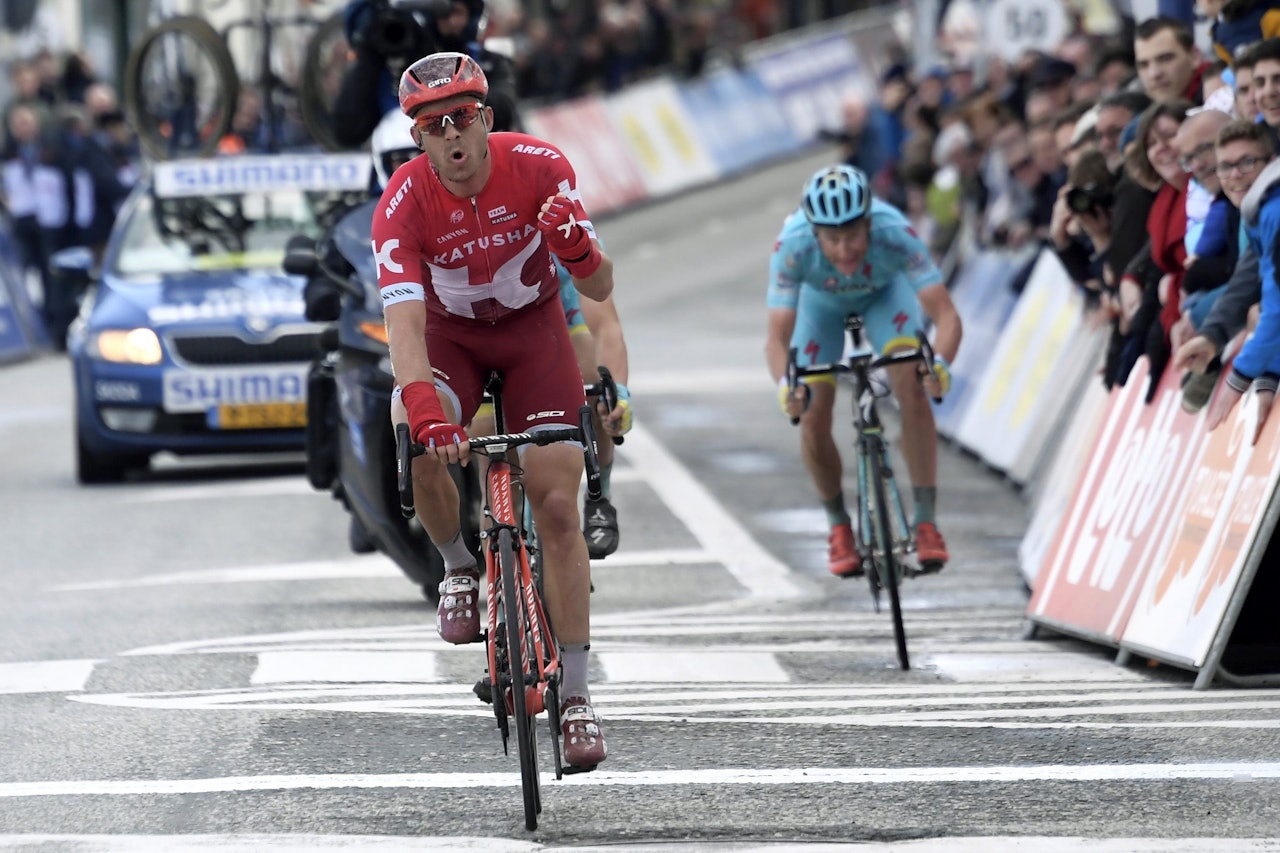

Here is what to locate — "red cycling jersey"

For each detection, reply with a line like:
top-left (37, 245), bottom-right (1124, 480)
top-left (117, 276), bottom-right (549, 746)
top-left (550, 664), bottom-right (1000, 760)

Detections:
top-left (371, 131), bottom-right (597, 325)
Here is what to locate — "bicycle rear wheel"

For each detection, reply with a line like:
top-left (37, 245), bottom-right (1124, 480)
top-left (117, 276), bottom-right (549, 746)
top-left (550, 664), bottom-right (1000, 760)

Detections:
top-left (123, 15), bottom-right (239, 160)
top-left (298, 11), bottom-right (355, 151)
top-left (498, 528), bottom-right (541, 829)
top-left (867, 437), bottom-right (910, 670)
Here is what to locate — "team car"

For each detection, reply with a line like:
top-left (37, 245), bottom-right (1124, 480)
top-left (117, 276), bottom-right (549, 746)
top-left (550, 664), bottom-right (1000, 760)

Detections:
top-left (64, 153), bottom-right (370, 483)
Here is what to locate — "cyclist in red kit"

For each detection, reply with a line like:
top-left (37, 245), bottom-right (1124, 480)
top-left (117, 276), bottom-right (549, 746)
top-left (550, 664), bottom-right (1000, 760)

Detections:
top-left (376, 51), bottom-right (611, 771)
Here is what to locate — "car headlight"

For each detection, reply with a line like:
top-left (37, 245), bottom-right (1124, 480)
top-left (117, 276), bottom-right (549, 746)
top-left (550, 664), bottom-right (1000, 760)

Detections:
top-left (89, 328), bottom-right (163, 365)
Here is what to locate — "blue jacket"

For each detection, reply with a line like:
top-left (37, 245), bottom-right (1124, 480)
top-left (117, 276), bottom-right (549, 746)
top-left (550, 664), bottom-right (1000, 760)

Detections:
top-left (1229, 158), bottom-right (1280, 385)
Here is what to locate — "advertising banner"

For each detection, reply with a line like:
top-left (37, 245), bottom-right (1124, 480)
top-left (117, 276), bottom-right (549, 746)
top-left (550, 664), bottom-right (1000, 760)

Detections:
top-left (677, 66), bottom-right (800, 176)
top-left (955, 251), bottom-right (1084, 471)
top-left (933, 248), bottom-right (1028, 439)
top-left (1120, 384), bottom-right (1280, 669)
top-left (602, 78), bottom-right (720, 198)
top-left (744, 31), bottom-right (868, 143)
top-left (1027, 361), bottom-right (1212, 644)
top-left (523, 96), bottom-right (650, 216)
top-left (1018, 374), bottom-right (1110, 589)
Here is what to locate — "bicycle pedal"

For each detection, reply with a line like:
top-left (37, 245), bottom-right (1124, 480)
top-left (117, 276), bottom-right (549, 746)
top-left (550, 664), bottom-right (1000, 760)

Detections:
top-left (473, 678), bottom-right (493, 705)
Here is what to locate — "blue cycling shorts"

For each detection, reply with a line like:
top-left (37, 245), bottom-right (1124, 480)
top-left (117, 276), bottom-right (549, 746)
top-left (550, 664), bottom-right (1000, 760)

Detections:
top-left (790, 278), bottom-right (924, 368)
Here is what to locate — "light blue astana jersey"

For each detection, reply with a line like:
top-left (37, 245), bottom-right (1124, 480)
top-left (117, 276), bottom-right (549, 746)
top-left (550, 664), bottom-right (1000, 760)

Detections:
top-left (767, 199), bottom-right (943, 363)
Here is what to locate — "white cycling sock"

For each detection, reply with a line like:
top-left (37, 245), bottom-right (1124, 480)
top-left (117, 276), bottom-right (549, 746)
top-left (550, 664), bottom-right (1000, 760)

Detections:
top-left (560, 643), bottom-right (591, 701)
top-left (433, 530), bottom-right (475, 571)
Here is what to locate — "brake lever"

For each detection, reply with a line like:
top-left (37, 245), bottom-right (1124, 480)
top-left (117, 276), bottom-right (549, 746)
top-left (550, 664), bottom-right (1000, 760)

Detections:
top-left (595, 365), bottom-right (624, 446)
top-left (395, 422), bottom-right (415, 519)
top-left (786, 346), bottom-right (801, 426)
top-left (917, 332), bottom-right (943, 405)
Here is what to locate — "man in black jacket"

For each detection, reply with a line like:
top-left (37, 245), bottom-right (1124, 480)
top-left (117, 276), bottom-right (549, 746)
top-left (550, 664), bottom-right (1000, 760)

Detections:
top-left (328, 0), bottom-right (520, 147)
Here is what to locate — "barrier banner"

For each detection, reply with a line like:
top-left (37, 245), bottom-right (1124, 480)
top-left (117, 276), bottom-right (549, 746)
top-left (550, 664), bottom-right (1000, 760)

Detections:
top-left (955, 251), bottom-right (1084, 471)
top-left (602, 78), bottom-right (720, 198)
top-left (1008, 323), bottom-right (1108, 486)
top-left (1018, 374), bottom-right (1110, 589)
top-left (1027, 360), bottom-right (1211, 644)
top-left (744, 30), bottom-right (867, 143)
top-left (933, 248), bottom-right (1029, 439)
top-left (523, 96), bottom-right (649, 216)
top-left (678, 66), bottom-right (800, 176)
top-left (1120, 383), bottom-right (1280, 671)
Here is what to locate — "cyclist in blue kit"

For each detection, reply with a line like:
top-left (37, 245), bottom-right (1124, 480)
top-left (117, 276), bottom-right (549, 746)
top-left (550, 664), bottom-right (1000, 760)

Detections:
top-left (764, 165), bottom-right (963, 577)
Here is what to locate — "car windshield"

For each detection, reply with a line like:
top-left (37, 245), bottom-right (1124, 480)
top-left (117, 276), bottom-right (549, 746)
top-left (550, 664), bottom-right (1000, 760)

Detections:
top-left (113, 189), bottom-right (339, 277)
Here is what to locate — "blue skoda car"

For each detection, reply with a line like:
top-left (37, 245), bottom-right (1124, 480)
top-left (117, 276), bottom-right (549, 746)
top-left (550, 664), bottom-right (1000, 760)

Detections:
top-left (66, 153), bottom-right (370, 483)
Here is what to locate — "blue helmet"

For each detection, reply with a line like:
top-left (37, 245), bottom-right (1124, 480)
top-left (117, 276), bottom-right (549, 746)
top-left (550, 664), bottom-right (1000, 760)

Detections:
top-left (801, 165), bottom-right (871, 226)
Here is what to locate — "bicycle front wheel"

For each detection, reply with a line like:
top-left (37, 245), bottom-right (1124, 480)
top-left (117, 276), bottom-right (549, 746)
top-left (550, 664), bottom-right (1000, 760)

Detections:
top-left (123, 15), bottom-right (239, 160)
top-left (867, 438), bottom-right (910, 670)
top-left (498, 528), bottom-right (541, 829)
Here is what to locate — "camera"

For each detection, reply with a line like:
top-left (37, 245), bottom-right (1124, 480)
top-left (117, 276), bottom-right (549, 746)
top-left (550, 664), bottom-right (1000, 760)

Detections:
top-left (360, 0), bottom-right (452, 59)
top-left (1066, 183), bottom-right (1114, 215)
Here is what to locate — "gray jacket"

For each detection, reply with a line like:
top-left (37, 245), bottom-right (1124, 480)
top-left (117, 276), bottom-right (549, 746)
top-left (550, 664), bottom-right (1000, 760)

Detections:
top-left (1199, 242), bottom-right (1260, 349)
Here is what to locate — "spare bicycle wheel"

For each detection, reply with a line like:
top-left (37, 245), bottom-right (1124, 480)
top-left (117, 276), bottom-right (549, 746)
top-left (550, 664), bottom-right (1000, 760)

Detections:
top-left (298, 11), bottom-right (355, 151)
top-left (123, 15), bottom-right (239, 160)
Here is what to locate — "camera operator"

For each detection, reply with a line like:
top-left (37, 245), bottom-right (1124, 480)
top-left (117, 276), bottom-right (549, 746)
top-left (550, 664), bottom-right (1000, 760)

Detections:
top-left (329, 0), bottom-right (520, 147)
top-left (1049, 148), bottom-right (1119, 295)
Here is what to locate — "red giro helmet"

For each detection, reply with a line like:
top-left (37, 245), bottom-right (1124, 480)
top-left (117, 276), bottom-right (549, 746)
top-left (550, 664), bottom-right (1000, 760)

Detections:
top-left (398, 52), bottom-right (489, 116)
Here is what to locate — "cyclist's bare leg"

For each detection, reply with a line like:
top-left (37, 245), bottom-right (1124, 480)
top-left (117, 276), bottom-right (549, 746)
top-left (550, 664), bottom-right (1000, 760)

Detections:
top-left (883, 359), bottom-right (937, 490)
top-left (520, 441), bottom-right (591, 643)
top-left (798, 381), bottom-right (842, 500)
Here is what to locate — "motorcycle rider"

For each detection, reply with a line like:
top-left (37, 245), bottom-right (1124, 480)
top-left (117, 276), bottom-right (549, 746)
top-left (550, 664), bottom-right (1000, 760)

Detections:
top-left (330, 0), bottom-right (520, 149)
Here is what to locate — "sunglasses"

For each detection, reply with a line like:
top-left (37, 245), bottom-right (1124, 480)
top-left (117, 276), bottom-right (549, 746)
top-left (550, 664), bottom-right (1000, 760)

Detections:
top-left (414, 102), bottom-right (485, 137)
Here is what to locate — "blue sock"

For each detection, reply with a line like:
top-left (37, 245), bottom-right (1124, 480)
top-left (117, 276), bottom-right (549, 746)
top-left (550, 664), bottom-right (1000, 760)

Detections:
top-left (912, 486), bottom-right (937, 526)
top-left (822, 494), bottom-right (852, 527)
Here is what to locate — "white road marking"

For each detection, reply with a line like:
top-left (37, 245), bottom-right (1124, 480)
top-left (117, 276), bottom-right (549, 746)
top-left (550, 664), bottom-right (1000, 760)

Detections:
top-left (618, 423), bottom-right (806, 599)
top-left (50, 557), bottom-right (403, 591)
top-left (0, 660), bottom-right (99, 695)
top-left (589, 547), bottom-right (713, 566)
top-left (116, 477), bottom-right (318, 503)
top-left (251, 651), bottom-right (439, 685)
top-left (597, 650), bottom-right (789, 683)
top-left (0, 839), bottom-right (1273, 853)
top-left (1, 763), bottom-right (1278, 798)
top-left (0, 836), bottom-right (536, 852)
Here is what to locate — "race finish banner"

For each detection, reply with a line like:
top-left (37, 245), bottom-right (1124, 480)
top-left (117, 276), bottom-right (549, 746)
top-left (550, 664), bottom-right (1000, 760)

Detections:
top-left (1120, 384), bottom-right (1280, 687)
top-left (1026, 360), bottom-right (1211, 646)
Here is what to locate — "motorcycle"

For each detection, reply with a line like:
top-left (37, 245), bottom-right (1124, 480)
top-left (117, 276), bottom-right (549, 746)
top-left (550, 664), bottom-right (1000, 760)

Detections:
top-left (284, 199), bottom-right (481, 603)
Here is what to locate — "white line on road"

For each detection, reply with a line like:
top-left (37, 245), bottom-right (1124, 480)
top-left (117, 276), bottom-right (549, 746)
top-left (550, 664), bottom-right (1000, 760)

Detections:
top-left (251, 651), bottom-right (439, 685)
top-left (619, 423), bottom-right (806, 600)
top-left (114, 477), bottom-right (318, 503)
top-left (2, 763), bottom-right (1278, 798)
top-left (0, 660), bottom-right (99, 695)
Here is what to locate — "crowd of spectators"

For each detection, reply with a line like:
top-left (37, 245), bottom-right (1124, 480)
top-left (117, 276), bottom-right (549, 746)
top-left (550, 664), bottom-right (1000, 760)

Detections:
top-left (827, 4), bottom-right (1280, 424)
top-left (1, 45), bottom-right (140, 346)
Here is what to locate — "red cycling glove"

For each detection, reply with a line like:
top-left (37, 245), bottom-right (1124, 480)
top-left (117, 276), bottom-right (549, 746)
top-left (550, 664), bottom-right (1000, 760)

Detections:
top-left (537, 195), bottom-right (602, 278)
top-left (400, 381), bottom-right (466, 449)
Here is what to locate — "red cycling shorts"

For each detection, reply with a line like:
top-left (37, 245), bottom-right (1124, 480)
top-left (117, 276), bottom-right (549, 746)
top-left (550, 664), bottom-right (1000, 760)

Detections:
top-left (425, 296), bottom-right (587, 430)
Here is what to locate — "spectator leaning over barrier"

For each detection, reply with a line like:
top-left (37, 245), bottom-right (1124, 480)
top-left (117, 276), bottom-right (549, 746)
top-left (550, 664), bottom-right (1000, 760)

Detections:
top-left (1106, 100), bottom-right (1194, 397)
top-left (1207, 117), bottom-right (1280, 434)
top-left (1174, 108), bottom-right (1237, 331)
top-left (1096, 90), bottom-right (1155, 172)
top-left (1134, 16), bottom-right (1209, 105)
top-left (1249, 37), bottom-right (1280, 132)
top-left (1175, 119), bottom-right (1275, 410)
top-left (1233, 41), bottom-right (1260, 119)
top-left (1094, 40), bottom-right (1138, 98)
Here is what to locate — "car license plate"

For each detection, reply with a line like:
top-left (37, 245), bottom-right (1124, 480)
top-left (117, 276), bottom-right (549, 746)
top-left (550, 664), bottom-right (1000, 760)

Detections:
top-left (213, 402), bottom-right (306, 430)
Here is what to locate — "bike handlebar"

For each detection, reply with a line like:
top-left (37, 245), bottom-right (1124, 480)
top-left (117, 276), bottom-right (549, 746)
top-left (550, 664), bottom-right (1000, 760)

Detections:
top-left (785, 324), bottom-right (941, 426)
top-left (396, 405), bottom-right (603, 519)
